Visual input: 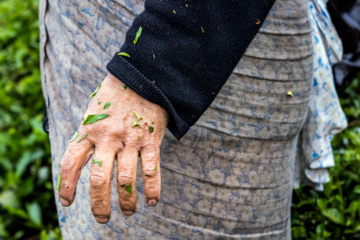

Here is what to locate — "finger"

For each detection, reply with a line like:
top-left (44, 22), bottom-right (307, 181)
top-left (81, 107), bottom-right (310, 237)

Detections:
top-left (90, 146), bottom-right (115, 224)
top-left (59, 136), bottom-right (93, 207)
top-left (141, 145), bottom-right (161, 206)
top-left (117, 147), bottom-right (138, 216)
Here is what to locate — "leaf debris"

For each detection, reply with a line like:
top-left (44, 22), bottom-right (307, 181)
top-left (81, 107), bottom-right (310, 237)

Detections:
top-left (287, 91), bottom-right (293, 97)
top-left (149, 126), bottom-right (154, 133)
top-left (133, 112), bottom-right (143, 120)
top-left (201, 27), bottom-right (204, 33)
top-left (133, 26), bottom-right (143, 44)
top-left (83, 114), bottom-right (109, 125)
top-left (103, 102), bottom-right (111, 110)
top-left (69, 131), bottom-right (79, 143)
top-left (90, 84), bottom-right (101, 99)
top-left (57, 174), bottom-right (62, 191)
top-left (118, 52), bottom-right (130, 58)
top-left (77, 133), bottom-right (88, 143)
top-left (155, 165), bottom-right (157, 172)
top-left (132, 120), bottom-right (140, 128)
top-left (173, 10), bottom-right (176, 14)
top-left (92, 159), bottom-right (102, 167)
top-left (125, 184), bottom-right (132, 194)
top-left (122, 85), bottom-right (127, 89)
top-left (256, 19), bottom-right (261, 25)
top-left (145, 174), bottom-right (151, 177)
top-left (98, 101), bottom-right (101, 105)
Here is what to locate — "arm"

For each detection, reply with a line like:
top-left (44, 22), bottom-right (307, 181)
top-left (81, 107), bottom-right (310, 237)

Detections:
top-left (107, 0), bottom-right (276, 139)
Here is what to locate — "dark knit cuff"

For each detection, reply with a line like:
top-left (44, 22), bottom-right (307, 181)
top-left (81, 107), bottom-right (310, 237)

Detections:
top-left (106, 53), bottom-right (189, 139)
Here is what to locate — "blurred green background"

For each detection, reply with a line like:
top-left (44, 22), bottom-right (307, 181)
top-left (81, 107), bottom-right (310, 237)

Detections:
top-left (0, 0), bottom-right (359, 239)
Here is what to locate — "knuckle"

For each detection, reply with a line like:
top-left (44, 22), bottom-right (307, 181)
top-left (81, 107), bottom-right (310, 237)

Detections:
top-left (90, 172), bottom-right (110, 187)
top-left (116, 174), bottom-right (133, 185)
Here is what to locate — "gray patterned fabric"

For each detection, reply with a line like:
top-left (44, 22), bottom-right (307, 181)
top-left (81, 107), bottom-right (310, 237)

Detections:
top-left (40, 0), bottom-right (312, 239)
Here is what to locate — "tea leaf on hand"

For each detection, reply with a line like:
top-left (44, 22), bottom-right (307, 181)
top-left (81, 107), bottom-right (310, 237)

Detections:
top-left (122, 85), bottom-right (127, 89)
top-left (133, 26), bottom-right (142, 44)
top-left (103, 102), bottom-right (111, 110)
top-left (91, 159), bottom-right (102, 167)
top-left (145, 174), bottom-right (151, 177)
top-left (149, 126), bottom-right (154, 133)
top-left (90, 84), bottom-right (101, 99)
top-left (77, 133), bottom-right (88, 143)
top-left (83, 114), bottom-right (109, 125)
top-left (132, 120), bottom-right (140, 128)
top-left (155, 165), bottom-right (157, 172)
top-left (125, 184), bottom-right (132, 194)
top-left (98, 101), bottom-right (101, 105)
top-left (120, 184), bottom-right (126, 187)
top-left (133, 112), bottom-right (143, 120)
top-left (57, 174), bottom-right (62, 191)
top-left (118, 52), bottom-right (130, 58)
top-left (69, 131), bottom-right (79, 143)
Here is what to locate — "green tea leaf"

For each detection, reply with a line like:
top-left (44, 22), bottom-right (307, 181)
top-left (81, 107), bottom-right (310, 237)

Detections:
top-left (133, 26), bottom-right (142, 44)
top-left (138, 136), bottom-right (140, 141)
top-left (120, 184), bottom-right (126, 187)
top-left (69, 131), bottom-right (79, 143)
top-left (98, 101), bottom-right (101, 105)
top-left (152, 121), bottom-right (154, 124)
top-left (173, 10), bottom-right (176, 14)
top-left (90, 84), bottom-right (101, 99)
top-left (57, 174), bottom-right (61, 191)
top-left (152, 51), bottom-right (155, 59)
top-left (154, 165), bottom-right (157, 172)
top-left (77, 133), bottom-right (88, 143)
top-left (132, 120), bottom-right (140, 128)
top-left (149, 126), bottom-right (154, 133)
top-left (103, 102), bottom-right (111, 110)
top-left (145, 174), bottom-right (151, 177)
top-left (118, 52), bottom-right (130, 58)
top-left (125, 184), bottom-right (132, 194)
top-left (83, 114), bottom-right (109, 125)
top-left (201, 27), bottom-right (204, 33)
top-left (322, 208), bottom-right (345, 225)
top-left (122, 85), bottom-right (127, 89)
top-left (92, 159), bottom-right (102, 167)
top-left (111, 102), bottom-right (114, 108)
top-left (133, 112), bottom-right (143, 120)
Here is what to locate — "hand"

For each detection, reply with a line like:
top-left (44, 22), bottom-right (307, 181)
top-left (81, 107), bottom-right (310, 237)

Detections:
top-left (57, 73), bottom-right (168, 223)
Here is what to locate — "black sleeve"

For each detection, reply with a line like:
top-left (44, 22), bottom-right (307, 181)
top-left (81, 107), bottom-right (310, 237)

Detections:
top-left (106, 0), bottom-right (275, 139)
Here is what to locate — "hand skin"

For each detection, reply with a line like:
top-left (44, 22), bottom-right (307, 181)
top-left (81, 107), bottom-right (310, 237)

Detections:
top-left (58, 73), bottom-right (168, 223)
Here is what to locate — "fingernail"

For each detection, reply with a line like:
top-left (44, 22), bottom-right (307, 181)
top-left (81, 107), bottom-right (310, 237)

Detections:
top-left (95, 216), bottom-right (110, 224)
top-left (60, 197), bottom-right (70, 206)
top-left (148, 199), bottom-right (157, 206)
top-left (123, 210), bottom-right (134, 216)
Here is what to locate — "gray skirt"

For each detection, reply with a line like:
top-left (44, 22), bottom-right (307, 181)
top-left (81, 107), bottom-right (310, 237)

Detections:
top-left (40, 0), bottom-right (312, 239)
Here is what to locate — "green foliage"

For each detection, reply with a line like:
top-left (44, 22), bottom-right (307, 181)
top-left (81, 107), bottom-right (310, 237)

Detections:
top-left (0, 0), bottom-right (60, 239)
top-left (291, 77), bottom-right (360, 239)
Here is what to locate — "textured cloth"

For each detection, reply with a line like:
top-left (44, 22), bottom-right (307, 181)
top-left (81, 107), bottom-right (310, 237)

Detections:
top-left (39, 0), bottom-right (312, 239)
top-left (107, 0), bottom-right (276, 139)
top-left (293, 0), bottom-right (347, 191)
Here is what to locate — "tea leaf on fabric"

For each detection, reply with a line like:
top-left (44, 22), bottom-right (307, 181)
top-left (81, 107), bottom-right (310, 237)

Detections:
top-left (118, 52), bottom-right (130, 58)
top-left (133, 26), bottom-right (143, 44)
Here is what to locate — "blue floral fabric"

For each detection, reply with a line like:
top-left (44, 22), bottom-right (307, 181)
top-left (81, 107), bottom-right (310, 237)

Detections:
top-left (293, 0), bottom-right (347, 191)
top-left (40, 0), bottom-right (313, 239)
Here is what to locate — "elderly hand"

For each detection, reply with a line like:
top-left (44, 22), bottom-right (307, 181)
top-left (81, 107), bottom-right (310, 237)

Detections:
top-left (57, 73), bottom-right (168, 223)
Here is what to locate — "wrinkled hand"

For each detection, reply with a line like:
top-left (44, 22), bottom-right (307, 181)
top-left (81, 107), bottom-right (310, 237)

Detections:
top-left (58, 73), bottom-right (168, 223)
